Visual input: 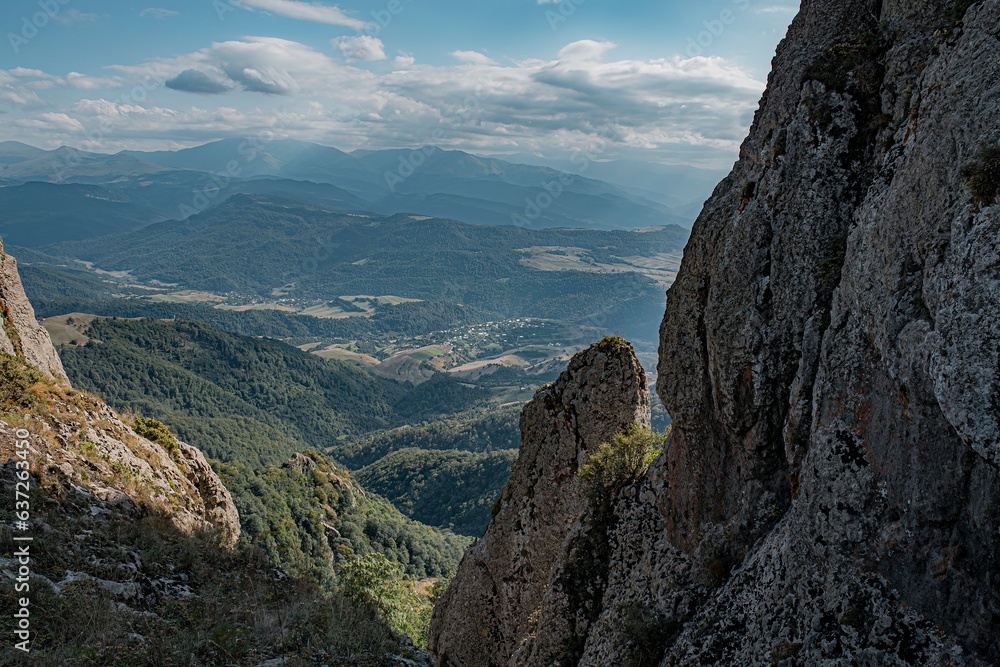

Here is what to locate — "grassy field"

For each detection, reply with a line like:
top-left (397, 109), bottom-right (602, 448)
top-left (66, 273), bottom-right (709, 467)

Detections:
top-left (217, 302), bottom-right (298, 312)
top-left (370, 352), bottom-right (437, 383)
top-left (298, 304), bottom-right (369, 319)
top-left (410, 346), bottom-right (447, 361)
top-left (345, 295), bottom-right (423, 306)
top-left (41, 313), bottom-right (103, 346)
top-left (43, 321), bottom-right (89, 346)
top-left (517, 246), bottom-right (682, 287)
top-left (149, 290), bottom-right (227, 304)
top-left (448, 354), bottom-right (531, 375)
top-left (313, 345), bottom-right (380, 366)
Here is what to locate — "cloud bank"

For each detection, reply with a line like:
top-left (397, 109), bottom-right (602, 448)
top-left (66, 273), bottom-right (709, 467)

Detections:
top-left (0, 37), bottom-right (764, 166)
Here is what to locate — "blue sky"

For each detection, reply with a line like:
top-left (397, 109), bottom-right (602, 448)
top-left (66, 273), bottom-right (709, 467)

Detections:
top-left (0, 0), bottom-right (797, 167)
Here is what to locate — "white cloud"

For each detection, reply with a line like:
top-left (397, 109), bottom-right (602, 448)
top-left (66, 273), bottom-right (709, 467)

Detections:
top-left (333, 35), bottom-right (387, 62)
top-left (140, 7), bottom-right (180, 19)
top-left (238, 0), bottom-right (369, 29)
top-left (450, 51), bottom-right (497, 66)
top-left (3, 68), bottom-right (122, 92)
top-left (112, 36), bottom-right (362, 96)
top-left (2, 39), bottom-right (765, 166)
top-left (393, 53), bottom-right (416, 69)
top-left (0, 71), bottom-right (45, 109)
top-left (29, 112), bottom-right (85, 132)
top-left (52, 9), bottom-right (99, 25)
top-left (556, 40), bottom-right (616, 62)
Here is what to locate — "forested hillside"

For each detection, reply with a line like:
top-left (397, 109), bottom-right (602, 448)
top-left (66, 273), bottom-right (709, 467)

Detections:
top-left (55, 316), bottom-right (525, 537)
top-left (50, 195), bottom-right (684, 330)
top-left (58, 317), bottom-right (405, 465)
top-left (357, 449), bottom-right (518, 537)
top-left (332, 405), bottom-right (520, 469)
top-left (218, 451), bottom-right (468, 581)
top-left (57, 317), bottom-right (515, 466)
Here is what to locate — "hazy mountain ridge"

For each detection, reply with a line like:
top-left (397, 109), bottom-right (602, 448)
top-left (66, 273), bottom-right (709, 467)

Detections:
top-left (46, 194), bottom-right (685, 334)
top-left (0, 138), bottom-right (698, 238)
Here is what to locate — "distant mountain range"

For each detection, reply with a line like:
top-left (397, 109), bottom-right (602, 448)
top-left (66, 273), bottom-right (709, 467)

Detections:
top-left (0, 139), bottom-right (716, 245)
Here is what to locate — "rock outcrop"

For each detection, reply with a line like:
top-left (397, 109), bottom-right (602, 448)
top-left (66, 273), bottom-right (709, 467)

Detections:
top-left (0, 238), bottom-right (67, 382)
top-left (433, 0), bottom-right (1000, 664)
top-left (430, 338), bottom-right (650, 666)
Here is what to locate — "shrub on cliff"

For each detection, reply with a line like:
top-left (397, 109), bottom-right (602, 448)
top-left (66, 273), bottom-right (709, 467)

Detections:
top-left (0, 352), bottom-right (44, 408)
top-left (578, 423), bottom-right (667, 500)
top-left (131, 415), bottom-right (180, 459)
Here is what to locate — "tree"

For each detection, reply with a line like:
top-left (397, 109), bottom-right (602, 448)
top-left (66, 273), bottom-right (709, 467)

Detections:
top-left (339, 552), bottom-right (431, 646)
top-left (578, 423), bottom-right (667, 500)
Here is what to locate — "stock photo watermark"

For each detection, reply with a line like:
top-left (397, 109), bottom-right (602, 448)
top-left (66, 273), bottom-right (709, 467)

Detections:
top-left (51, 66), bottom-right (167, 182)
top-left (177, 127), bottom-right (284, 218)
top-left (544, 0), bottom-right (588, 31)
top-left (175, 102), bottom-right (339, 219)
top-left (7, 0), bottom-right (73, 53)
top-left (509, 118), bottom-right (619, 227)
top-left (686, 0), bottom-right (752, 57)
top-left (384, 82), bottom-right (494, 192)
top-left (10, 428), bottom-right (33, 653)
top-left (510, 143), bottom-right (606, 227)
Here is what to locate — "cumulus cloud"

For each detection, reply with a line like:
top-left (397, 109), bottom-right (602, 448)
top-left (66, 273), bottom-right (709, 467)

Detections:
top-left (238, 0), bottom-right (369, 29)
top-left (4, 38), bottom-right (765, 165)
top-left (393, 53), bottom-right (416, 69)
top-left (166, 69), bottom-right (230, 94)
top-left (450, 51), bottom-right (497, 65)
top-left (140, 7), bottom-right (180, 19)
top-left (112, 36), bottom-right (355, 96)
top-left (332, 35), bottom-right (387, 62)
top-left (556, 40), bottom-right (616, 61)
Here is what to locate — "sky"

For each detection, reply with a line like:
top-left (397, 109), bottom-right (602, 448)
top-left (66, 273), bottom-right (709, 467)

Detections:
top-left (0, 0), bottom-right (798, 168)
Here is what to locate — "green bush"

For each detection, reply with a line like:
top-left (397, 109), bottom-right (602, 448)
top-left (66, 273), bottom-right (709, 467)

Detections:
top-left (0, 352), bottom-right (44, 408)
top-left (595, 335), bottom-right (629, 354)
top-left (339, 552), bottom-right (432, 647)
top-left (132, 415), bottom-right (180, 459)
top-left (963, 144), bottom-right (1000, 205)
top-left (578, 423), bottom-right (666, 500)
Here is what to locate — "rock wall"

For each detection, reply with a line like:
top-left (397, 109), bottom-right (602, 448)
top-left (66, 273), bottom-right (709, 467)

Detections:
top-left (0, 238), bottom-right (67, 382)
top-left (430, 339), bottom-right (650, 667)
top-left (433, 0), bottom-right (1000, 664)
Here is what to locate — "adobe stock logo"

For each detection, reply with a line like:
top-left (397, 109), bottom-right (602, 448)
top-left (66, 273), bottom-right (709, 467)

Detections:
top-left (686, 0), bottom-right (752, 57)
top-left (7, 0), bottom-right (73, 53)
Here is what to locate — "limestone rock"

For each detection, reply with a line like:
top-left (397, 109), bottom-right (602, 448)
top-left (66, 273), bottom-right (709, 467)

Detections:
top-left (0, 237), bottom-right (68, 382)
top-left (429, 338), bottom-right (649, 667)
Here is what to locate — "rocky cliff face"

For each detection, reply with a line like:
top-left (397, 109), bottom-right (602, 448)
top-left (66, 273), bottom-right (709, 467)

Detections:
top-left (0, 239), bottom-right (67, 383)
top-left (433, 0), bottom-right (1000, 664)
top-left (430, 339), bottom-right (650, 666)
